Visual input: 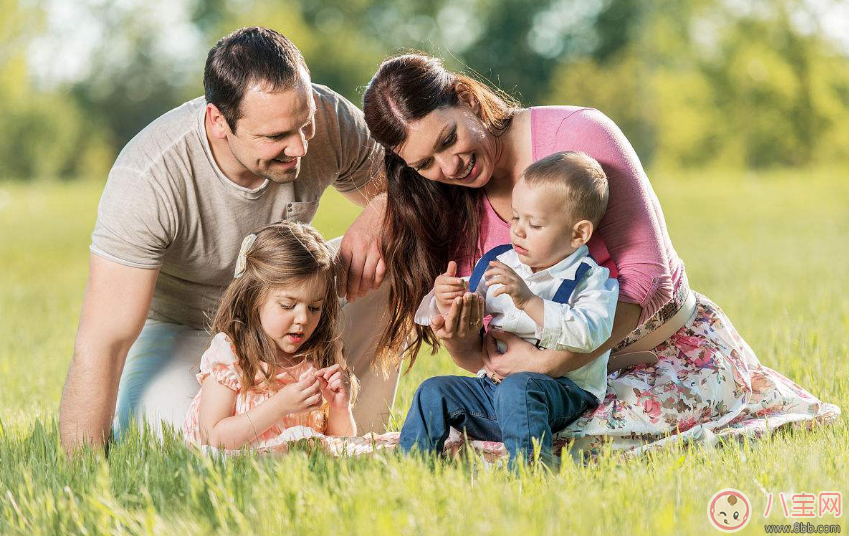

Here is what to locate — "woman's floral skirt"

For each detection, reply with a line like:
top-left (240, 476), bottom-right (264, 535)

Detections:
top-left (446, 292), bottom-right (840, 461)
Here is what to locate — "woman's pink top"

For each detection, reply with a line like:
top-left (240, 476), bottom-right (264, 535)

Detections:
top-left (473, 106), bottom-right (684, 325)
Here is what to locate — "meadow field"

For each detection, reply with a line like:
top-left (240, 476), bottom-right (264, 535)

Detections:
top-left (0, 169), bottom-right (846, 535)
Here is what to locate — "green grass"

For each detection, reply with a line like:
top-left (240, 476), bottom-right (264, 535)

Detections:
top-left (0, 170), bottom-right (847, 535)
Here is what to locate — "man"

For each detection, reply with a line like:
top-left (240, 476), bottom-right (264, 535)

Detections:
top-left (59, 27), bottom-right (396, 451)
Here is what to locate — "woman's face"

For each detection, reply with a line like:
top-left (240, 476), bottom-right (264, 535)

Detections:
top-left (394, 103), bottom-right (498, 188)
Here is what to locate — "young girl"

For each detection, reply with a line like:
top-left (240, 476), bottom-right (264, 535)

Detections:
top-left (183, 221), bottom-right (358, 452)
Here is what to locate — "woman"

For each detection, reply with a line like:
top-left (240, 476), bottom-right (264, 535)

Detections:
top-left (362, 53), bottom-right (839, 457)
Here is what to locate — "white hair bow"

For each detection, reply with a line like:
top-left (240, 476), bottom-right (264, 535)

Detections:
top-left (233, 233), bottom-right (258, 278)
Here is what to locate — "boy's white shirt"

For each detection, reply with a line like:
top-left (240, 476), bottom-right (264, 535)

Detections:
top-left (415, 245), bottom-right (618, 402)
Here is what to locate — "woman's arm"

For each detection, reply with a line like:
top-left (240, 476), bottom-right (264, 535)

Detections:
top-left (482, 300), bottom-right (641, 378)
top-left (558, 109), bottom-right (677, 324)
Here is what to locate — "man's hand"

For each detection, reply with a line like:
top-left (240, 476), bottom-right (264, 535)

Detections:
top-left (434, 261), bottom-right (467, 314)
top-left (338, 195), bottom-right (386, 301)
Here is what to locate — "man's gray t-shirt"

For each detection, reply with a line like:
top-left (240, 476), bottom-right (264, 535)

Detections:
top-left (90, 84), bottom-right (381, 330)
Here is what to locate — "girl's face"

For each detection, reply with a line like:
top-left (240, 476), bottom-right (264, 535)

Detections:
top-left (258, 276), bottom-right (326, 359)
top-left (394, 103), bottom-right (498, 189)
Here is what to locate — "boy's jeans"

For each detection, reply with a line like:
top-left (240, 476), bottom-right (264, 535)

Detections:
top-left (399, 372), bottom-right (598, 463)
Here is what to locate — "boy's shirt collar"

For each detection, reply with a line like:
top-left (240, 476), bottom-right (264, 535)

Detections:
top-left (499, 244), bottom-right (590, 281)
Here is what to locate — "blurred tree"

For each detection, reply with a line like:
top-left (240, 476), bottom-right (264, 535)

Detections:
top-left (0, 0), bottom-right (112, 180)
top-left (3, 0), bottom-right (849, 180)
top-left (63, 0), bottom-right (206, 161)
top-left (544, 0), bottom-right (849, 169)
top-left (700, 1), bottom-right (844, 168)
top-left (543, 0), bottom-right (707, 164)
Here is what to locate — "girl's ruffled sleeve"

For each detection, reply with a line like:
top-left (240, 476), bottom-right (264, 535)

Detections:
top-left (196, 333), bottom-right (242, 392)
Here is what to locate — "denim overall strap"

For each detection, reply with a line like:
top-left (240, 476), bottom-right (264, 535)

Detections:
top-left (468, 244), bottom-right (514, 294)
top-left (550, 261), bottom-right (592, 304)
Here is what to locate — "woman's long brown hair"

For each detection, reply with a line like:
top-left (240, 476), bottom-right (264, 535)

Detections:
top-left (363, 53), bottom-right (518, 372)
top-left (211, 221), bottom-right (341, 394)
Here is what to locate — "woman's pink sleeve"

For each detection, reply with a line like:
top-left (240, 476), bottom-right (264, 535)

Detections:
top-left (555, 109), bottom-right (675, 324)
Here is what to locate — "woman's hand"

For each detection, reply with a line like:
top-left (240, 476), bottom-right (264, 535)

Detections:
top-left (433, 261), bottom-right (467, 314)
top-left (480, 330), bottom-right (599, 381)
top-left (481, 301), bottom-right (643, 380)
top-left (480, 330), bottom-right (540, 381)
top-left (314, 364), bottom-right (352, 411)
top-left (431, 292), bottom-right (484, 342)
top-left (482, 323), bottom-right (639, 382)
top-left (430, 292), bottom-right (486, 373)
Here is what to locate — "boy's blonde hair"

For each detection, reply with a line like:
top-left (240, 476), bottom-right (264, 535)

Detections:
top-left (521, 151), bottom-right (609, 227)
top-left (211, 221), bottom-right (342, 395)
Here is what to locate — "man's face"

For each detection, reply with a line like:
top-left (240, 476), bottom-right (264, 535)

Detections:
top-left (226, 76), bottom-right (316, 184)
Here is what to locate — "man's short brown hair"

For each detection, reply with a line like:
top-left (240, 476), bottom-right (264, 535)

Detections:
top-left (204, 27), bottom-right (310, 132)
top-left (521, 151), bottom-right (609, 226)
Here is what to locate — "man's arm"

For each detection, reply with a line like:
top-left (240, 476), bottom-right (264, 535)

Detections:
top-left (338, 169), bottom-right (386, 208)
top-left (59, 253), bottom-right (158, 453)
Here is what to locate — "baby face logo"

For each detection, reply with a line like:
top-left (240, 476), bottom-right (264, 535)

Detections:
top-left (708, 489), bottom-right (751, 532)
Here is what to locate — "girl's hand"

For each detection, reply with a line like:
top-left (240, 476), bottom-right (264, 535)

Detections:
top-left (274, 367), bottom-right (323, 415)
top-left (484, 261), bottom-right (534, 310)
top-left (314, 364), bottom-right (352, 410)
top-left (434, 261), bottom-right (467, 314)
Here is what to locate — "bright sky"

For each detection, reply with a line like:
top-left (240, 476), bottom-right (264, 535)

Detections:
top-left (24, 0), bottom-right (849, 87)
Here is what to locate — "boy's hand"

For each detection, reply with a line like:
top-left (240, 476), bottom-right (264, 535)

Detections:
top-left (274, 367), bottom-right (324, 415)
top-left (434, 261), bottom-right (467, 314)
top-left (484, 261), bottom-right (535, 310)
top-left (314, 364), bottom-right (352, 411)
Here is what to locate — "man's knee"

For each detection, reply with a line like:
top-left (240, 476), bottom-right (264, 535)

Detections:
top-left (114, 321), bottom-right (206, 436)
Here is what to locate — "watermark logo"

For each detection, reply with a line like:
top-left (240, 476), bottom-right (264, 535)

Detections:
top-left (708, 488), bottom-right (752, 533)
top-left (763, 491), bottom-right (843, 519)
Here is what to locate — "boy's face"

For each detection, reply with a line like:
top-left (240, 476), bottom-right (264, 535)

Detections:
top-left (510, 179), bottom-right (582, 271)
